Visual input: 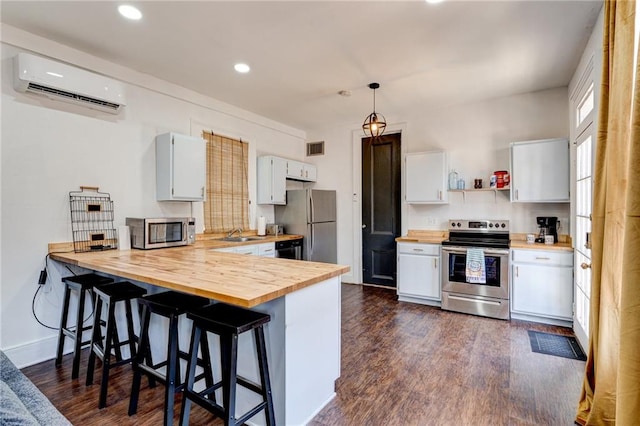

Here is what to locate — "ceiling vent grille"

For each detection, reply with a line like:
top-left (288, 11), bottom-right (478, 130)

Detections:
top-left (306, 141), bottom-right (325, 156)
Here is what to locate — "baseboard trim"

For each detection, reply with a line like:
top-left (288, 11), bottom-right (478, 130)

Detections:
top-left (3, 335), bottom-right (66, 369)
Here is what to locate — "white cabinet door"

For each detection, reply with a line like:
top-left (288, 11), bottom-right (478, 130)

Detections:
top-left (397, 243), bottom-right (440, 301)
top-left (405, 152), bottom-right (447, 203)
top-left (302, 163), bottom-right (317, 182)
top-left (510, 138), bottom-right (570, 202)
top-left (258, 242), bottom-right (276, 257)
top-left (511, 249), bottom-right (574, 323)
top-left (286, 160), bottom-right (305, 180)
top-left (257, 156), bottom-right (287, 205)
top-left (235, 245), bottom-right (259, 256)
top-left (156, 133), bottom-right (205, 201)
top-left (287, 159), bottom-right (317, 182)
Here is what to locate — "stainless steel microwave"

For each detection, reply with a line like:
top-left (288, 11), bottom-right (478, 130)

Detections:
top-left (125, 217), bottom-right (196, 249)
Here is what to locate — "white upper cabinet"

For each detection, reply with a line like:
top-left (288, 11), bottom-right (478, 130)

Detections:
top-left (405, 151), bottom-right (448, 204)
top-left (257, 156), bottom-right (287, 205)
top-left (286, 159), bottom-right (316, 182)
top-left (510, 138), bottom-right (570, 202)
top-left (156, 132), bottom-right (206, 201)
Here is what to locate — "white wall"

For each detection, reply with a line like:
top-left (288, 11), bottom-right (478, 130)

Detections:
top-left (0, 32), bottom-right (307, 366)
top-left (308, 87), bottom-right (571, 284)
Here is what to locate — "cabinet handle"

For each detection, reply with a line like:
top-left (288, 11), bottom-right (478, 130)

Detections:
top-left (581, 262), bottom-right (591, 269)
top-left (433, 258), bottom-right (437, 268)
top-left (535, 256), bottom-right (550, 260)
top-left (438, 190), bottom-right (442, 200)
top-left (201, 186), bottom-right (205, 197)
top-left (412, 248), bottom-right (424, 252)
top-left (515, 189), bottom-right (519, 200)
top-left (516, 266), bottom-right (519, 277)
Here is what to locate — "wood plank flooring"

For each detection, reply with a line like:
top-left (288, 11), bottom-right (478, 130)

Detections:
top-left (22, 283), bottom-right (584, 425)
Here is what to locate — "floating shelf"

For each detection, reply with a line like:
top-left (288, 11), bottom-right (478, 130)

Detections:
top-left (448, 187), bottom-right (510, 202)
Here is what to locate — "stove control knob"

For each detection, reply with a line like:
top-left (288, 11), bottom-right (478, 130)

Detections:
top-left (489, 223), bottom-right (494, 228)
top-left (501, 223), bottom-right (506, 228)
top-left (494, 223), bottom-right (499, 228)
top-left (451, 222), bottom-right (456, 227)
top-left (457, 222), bottom-right (461, 227)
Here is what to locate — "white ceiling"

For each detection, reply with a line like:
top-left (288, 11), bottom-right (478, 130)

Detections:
top-left (1, 1), bottom-right (602, 133)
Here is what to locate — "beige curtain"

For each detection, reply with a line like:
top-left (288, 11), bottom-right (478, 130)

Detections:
top-left (202, 132), bottom-right (249, 233)
top-left (576, 0), bottom-right (640, 424)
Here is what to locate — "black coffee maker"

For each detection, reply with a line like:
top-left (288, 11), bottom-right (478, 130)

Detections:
top-left (536, 216), bottom-right (558, 243)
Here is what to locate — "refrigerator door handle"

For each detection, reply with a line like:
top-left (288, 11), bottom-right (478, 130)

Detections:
top-left (309, 224), bottom-right (314, 257)
top-left (308, 191), bottom-right (314, 223)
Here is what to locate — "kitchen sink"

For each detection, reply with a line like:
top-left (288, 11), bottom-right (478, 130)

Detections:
top-left (217, 236), bottom-right (266, 242)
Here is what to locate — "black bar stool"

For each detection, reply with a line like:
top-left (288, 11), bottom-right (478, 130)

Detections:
top-left (86, 281), bottom-right (147, 408)
top-left (180, 303), bottom-right (276, 426)
top-left (55, 273), bottom-right (114, 379)
top-left (129, 290), bottom-right (213, 426)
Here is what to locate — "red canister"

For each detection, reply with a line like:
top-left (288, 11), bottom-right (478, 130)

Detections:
top-left (494, 170), bottom-right (509, 188)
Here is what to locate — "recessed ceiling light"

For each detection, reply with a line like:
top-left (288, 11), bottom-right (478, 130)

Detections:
top-left (234, 63), bottom-right (251, 73)
top-left (425, 0), bottom-right (444, 4)
top-left (118, 5), bottom-right (142, 20)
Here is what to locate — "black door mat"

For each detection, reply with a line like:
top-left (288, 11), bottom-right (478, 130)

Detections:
top-left (528, 330), bottom-right (587, 361)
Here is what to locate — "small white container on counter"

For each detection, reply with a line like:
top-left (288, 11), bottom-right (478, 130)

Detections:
top-left (544, 235), bottom-right (555, 245)
top-left (526, 234), bottom-right (535, 244)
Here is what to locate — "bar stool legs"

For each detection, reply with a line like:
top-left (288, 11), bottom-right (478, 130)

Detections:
top-left (86, 281), bottom-right (146, 409)
top-left (55, 273), bottom-right (114, 379)
top-left (128, 291), bottom-right (212, 426)
top-left (180, 303), bottom-right (276, 426)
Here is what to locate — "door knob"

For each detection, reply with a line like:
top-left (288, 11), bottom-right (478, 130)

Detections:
top-left (581, 262), bottom-right (591, 269)
top-left (362, 224), bottom-right (367, 229)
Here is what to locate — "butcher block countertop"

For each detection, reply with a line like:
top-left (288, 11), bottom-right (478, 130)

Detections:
top-left (509, 233), bottom-right (574, 252)
top-left (48, 236), bottom-right (349, 308)
top-left (395, 229), bottom-right (448, 244)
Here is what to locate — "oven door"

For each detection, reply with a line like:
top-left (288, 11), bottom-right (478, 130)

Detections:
top-left (441, 246), bottom-right (509, 299)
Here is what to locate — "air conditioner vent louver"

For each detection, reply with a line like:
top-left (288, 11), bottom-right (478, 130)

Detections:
top-left (306, 141), bottom-right (325, 156)
top-left (26, 83), bottom-right (121, 111)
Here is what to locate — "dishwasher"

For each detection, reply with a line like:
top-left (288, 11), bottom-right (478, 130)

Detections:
top-left (275, 238), bottom-right (303, 260)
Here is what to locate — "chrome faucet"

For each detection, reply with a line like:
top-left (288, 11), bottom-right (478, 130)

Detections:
top-left (227, 227), bottom-right (243, 238)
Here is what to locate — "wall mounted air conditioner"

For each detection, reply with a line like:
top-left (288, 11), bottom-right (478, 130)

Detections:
top-left (13, 53), bottom-right (126, 114)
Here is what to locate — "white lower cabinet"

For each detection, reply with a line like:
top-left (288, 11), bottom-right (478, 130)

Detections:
top-left (510, 249), bottom-right (574, 325)
top-left (397, 242), bottom-right (441, 306)
top-left (214, 242), bottom-right (275, 257)
top-left (258, 242), bottom-right (276, 257)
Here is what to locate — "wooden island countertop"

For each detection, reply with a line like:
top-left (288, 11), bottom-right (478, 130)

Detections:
top-left (49, 242), bottom-right (349, 308)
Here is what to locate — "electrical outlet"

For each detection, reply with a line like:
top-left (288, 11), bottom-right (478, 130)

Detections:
top-left (426, 217), bottom-right (436, 226)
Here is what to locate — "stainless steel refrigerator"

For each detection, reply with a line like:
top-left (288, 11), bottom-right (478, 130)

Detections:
top-left (274, 189), bottom-right (337, 263)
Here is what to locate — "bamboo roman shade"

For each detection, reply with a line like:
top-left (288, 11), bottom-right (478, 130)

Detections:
top-left (202, 132), bottom-right (249, 233)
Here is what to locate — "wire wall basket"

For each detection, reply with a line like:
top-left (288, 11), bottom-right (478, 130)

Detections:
top-left (69, 186), bottom-right (117, 252)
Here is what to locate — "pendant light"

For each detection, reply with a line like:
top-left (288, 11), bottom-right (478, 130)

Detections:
top-left (362, 82), bottom-right (387, 138)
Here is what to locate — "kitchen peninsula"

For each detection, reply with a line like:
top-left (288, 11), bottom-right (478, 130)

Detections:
top-left (49, 243), bottom-right (349, 426)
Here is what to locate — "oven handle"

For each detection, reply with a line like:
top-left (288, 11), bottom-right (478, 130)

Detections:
top-left (448, 295), bottom-right (501, 306)
top-left (441, 246), bottom-right (509, 256)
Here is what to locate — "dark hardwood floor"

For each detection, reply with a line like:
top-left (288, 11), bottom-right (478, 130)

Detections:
top-left (22, 284), bottom-right (585, 425)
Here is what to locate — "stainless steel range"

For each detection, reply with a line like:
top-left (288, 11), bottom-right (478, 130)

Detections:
top-left (441, 219), bottom-right (510, 320)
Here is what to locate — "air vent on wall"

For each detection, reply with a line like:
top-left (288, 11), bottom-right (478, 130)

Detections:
top-left (306, 141), bottom-right (325, 156)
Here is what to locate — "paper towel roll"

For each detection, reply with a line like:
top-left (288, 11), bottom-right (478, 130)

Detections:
top-left (118, 225), bottom-right (131, 250)
top-left (257, 216), bottom-right (266, 236)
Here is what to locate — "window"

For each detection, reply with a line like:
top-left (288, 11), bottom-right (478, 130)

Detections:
top-left (576, 82), bottom-right (594, 129)
top-left (202, 132), bottom-right (249, 233)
